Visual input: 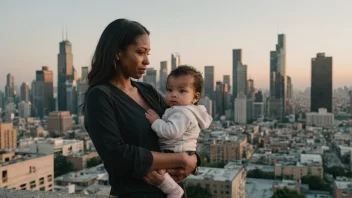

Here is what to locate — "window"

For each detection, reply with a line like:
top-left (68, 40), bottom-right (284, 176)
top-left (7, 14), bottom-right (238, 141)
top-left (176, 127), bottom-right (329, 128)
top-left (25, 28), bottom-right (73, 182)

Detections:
top-left (5, 157), bottom-right (9, 162)
top-left (2, 170), bottom-right (8, 183)
top-left (47, 175), bottom-right (53, 182)
top-left (39, 187), bottom-right (45, 191)
top-left (20, 183), bottom-right (26, 190)
top-left (30, 181), bottom-right (36, 189)
top-left (39, 177), bottom-right (44, 185)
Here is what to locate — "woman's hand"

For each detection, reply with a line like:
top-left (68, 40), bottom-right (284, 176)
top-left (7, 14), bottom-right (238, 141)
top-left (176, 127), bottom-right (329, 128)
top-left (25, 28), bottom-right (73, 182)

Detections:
top-left (143, 170), bottom-right (165, 186)
top-left (166, 153), bottom-right (197, 183)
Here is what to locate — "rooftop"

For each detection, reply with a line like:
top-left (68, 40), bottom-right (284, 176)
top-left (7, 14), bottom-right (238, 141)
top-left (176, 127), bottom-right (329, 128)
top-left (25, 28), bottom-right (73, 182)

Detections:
top-left (0, 151), bottom-right (50, 167)
top-left (187, 166), bottom-right (243, 182)
top-left (55, 164), bottom-right (106, 182)
top-left (245, 178), bottom-right (276, 198)
top-left (334, 177), bottom-right (352, 189)
top-left (300, 154), bottom-right (322, 165)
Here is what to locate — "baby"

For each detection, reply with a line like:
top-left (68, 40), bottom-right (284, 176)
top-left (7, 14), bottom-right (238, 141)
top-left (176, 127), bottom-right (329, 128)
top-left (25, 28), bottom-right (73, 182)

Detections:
top-left (146, 65), bottom-right (213, 198)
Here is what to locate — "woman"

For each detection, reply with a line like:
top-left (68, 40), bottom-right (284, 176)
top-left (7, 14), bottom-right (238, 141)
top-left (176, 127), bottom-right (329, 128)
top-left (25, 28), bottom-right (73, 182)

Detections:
top-left (83, 19), bottom-right (199, 198)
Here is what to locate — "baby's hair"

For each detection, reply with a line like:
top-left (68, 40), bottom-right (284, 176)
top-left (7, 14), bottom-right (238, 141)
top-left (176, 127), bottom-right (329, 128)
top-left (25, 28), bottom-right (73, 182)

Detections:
top-left (167, 65), bottom-right (204, 95)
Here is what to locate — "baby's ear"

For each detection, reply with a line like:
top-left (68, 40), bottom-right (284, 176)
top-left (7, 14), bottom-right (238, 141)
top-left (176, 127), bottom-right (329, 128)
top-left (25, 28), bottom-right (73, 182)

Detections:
top-left (193, 92), bottom-right (201, 103)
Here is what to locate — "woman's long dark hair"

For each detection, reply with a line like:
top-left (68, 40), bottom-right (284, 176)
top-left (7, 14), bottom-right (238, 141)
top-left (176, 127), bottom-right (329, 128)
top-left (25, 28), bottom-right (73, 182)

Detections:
top-left (82, 19), bottom-right (149, 111)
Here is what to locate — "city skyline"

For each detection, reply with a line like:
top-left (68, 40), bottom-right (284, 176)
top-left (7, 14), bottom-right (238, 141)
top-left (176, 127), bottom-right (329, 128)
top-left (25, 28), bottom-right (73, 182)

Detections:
top-left (1, 0), bottom-right (352, 90)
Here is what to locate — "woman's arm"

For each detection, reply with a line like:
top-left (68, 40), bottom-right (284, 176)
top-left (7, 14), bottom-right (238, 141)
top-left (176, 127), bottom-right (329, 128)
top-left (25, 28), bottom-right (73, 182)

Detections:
top-left (85, 87), bottom-right (194, 179)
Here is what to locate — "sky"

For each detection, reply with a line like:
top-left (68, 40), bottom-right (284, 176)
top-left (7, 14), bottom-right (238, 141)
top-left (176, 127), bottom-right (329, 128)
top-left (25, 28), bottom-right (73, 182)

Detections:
top-left (0, 0), bottom-right (352, 90)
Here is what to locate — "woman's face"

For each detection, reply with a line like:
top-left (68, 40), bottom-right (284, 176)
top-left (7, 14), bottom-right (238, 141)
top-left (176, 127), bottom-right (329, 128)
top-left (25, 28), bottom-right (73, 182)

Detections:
top-left (117, 33), bottom-right (151, 79)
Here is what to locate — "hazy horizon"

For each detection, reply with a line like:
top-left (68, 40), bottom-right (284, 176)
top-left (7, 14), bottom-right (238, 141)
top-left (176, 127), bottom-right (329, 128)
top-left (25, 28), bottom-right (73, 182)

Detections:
top-left (1, 0), bottom-right (351, 90)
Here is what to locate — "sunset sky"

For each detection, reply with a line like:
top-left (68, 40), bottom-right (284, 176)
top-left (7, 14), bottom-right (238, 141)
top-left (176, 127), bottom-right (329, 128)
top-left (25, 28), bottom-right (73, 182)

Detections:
top-left (1, 0), bottom-right (351, 90)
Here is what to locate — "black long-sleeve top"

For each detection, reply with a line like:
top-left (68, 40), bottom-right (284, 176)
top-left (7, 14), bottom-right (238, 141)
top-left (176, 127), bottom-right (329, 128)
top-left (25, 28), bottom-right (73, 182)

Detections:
top-left (84, 81), bottom-right (168, 197)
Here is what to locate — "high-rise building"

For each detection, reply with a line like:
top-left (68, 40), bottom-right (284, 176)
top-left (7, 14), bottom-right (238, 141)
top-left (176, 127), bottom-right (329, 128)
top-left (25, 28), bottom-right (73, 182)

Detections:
top-left (306, 108), bottom-right (334, 127)
top-left (159, 61), bottom-right (168, 93)
top-left (66, 80), bottom-right (78, 115)
top-left (58, 39), bottom-right (74, 111)
top-left (5, 73), bottom-right (14, 101)
top-left (247, 78), bottom-right (255, 98)
top-left (215, 81), bottom-right (229, 116)
top-left (144, 68), bottom-right (157, 88)
top-left (0, 91), bottom-right (4, 109)
top-left (18, 101), bottom-right (31, 118)
top-left (311, 53), bottom-right (333, 112)
top-left (232, 49), bottom-right (242, 98)
top-left (349, 90), bottom-right (352, 113)
top-left (253, 102), bottom-right (264, 119)
top-left (255, 91), bottom-right (263, 102)
top-left (204, 66), bottom-right (215, 99)
top-left (0, 123), bottom-right (17, 149)
top-left (223, 75), bottom-right (231, 95)
top-left (20, 82), bottom-right (30, 102)
top-left (235, 93), bottom-right (247, 124)
top-left (171, 53), bottom-right (181, 71)
top-left (34, 66), bottom-right (54, 118)
top-left (247, 98), bottom-right (254, 121)
top-left (77, 66), bottom-right (89, 115)
top-left (236, 62), bottom-right (247, 97)
top-left (48, 111), bottom-right (72, 134)
top-left (269, 34), bottom-right (287, 120)
top-left (198, 96), bottom-right (212, 117)
top-left (81, 66), bottom-right (89, 83)
top-left (287, 76), bottom-right (293, 100)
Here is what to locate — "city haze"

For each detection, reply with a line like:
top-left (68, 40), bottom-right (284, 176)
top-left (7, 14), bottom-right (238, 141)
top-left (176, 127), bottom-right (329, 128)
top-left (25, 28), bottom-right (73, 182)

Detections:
top-left (1, 0), bottom-right (352, 89)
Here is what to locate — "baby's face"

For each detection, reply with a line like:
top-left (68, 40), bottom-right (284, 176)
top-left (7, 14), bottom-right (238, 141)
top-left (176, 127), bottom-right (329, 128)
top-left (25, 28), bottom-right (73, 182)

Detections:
top-left (165, 75), bottom-right (198, 107)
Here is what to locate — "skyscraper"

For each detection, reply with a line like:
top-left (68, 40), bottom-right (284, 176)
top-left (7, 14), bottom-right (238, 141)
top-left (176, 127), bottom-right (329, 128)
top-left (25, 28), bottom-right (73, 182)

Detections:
top-left (235, 93), bottom-right (247, 124)
top-left (77, 66), bottom-right (89, 115)
top-left (58, 39), bottom-right (73, 111)
top-left (20, 82), bottom-right (29, 102)
top-left (247, 78), bottom-right (255, 98)
top-left (215, 81), bottom-right (229, 116)
top-left (349, 90), bottom-right (352, 113)
top-left (287, 76), bottom-right (293, 100)
top-left (311, 53), bottom-right (333, 112)
top-left (204, 66), bottom-right (214, 98)
top-left (66, 80), bottom-right (78, 115)
top-left (5, 73), bottom-right (14, 101)
top-left (159, 61), bottom-right (168, 93)
top-left (81, 66), bottom-right (89, 83)
top-left (236, 62), bottom-right (247, 97)
top-left (223, 75), bottom-right (231, 94)
top-left (269, 34), bottom-right (286, 120)
top-left (144, 68), bottom-right (157, 88)
top-left (171, 53), bottom-right (181, 71)
top-left (232, 49), bottom-right (242, 98)
top-left (34, 66), bottom-right (54, 118)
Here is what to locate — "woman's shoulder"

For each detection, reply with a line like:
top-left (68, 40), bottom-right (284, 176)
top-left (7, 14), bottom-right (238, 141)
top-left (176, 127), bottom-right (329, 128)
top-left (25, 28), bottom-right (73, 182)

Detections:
top-left (86, 84), bottom-right (113, 100)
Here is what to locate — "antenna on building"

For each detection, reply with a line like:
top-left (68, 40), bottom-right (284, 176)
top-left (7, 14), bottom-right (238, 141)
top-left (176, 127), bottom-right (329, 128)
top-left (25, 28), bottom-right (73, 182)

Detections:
top-left (66, 25), bottom-right (68, 41)
top-left (62, 25), bottom-right (64, 41)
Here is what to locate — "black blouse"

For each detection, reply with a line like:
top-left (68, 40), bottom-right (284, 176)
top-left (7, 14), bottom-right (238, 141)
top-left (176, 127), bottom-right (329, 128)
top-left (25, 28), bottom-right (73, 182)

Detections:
top-left (84, 81), bottom-right (168, 197)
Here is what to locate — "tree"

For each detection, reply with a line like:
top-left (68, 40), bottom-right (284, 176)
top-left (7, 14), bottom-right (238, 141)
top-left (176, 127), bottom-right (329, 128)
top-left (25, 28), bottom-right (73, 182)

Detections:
top-left (54, 155), bottom-right (74, 177)
top-left (87, 157), bottom-right (102, 168)
top-left (247, 168), bottom-right (275, 179)
top-left (271, 187), bottom-right (305, 198)
top-left (325, 166), bottom-right (347, 178)
top-left (301, 176), bottom-right (331, 191)
top-left (186, 184), bottom-right (212, 198)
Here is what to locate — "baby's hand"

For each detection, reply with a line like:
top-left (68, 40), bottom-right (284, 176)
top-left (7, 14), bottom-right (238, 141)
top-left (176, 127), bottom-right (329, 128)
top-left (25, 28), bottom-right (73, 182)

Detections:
top-left (145, 109), bottom-right (160, 124)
